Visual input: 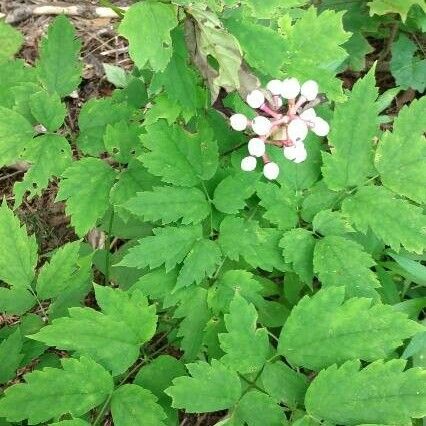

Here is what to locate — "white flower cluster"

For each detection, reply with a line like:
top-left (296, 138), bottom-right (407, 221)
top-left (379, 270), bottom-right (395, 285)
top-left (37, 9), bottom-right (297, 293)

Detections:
top-left (229, 78), bottom-right (330, 180)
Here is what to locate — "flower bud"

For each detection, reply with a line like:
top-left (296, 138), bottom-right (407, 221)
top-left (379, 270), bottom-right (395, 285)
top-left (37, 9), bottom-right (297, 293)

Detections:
top-left (246, 90), bottom-right (265, 109)
top-left (266, 79), bottom-right (284, 96)
top-left (299, 108), bottom-right (316, 121)
top-left (293, 144), bottom-right (308, 163)
top-left (248, 138), bottom-right (266, 157)
top-left (281, 78), bottom-right (300, 99)
top-left (263, 162), bottom-right (280, 180)
top-left (230, 113), bottom-right (248, 131)
top-left (241, 156), bottom-right (257, 172)
top-left (288, 118), bottom-right (308, 142)
top-left (252, 116), bottom-right (272, 136)
top-left (312, 116), bottom-right (330, 136)
top-left (301, 80), bottom-right (319, 101)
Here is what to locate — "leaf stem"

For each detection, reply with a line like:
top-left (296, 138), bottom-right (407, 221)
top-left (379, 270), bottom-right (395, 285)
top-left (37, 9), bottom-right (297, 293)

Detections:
top-left (104, 209), bottom-right (115, 285)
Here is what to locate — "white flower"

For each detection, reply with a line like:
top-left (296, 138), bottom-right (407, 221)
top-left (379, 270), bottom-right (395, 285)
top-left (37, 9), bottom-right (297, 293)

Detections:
top-left (281, 78), bottom-right (300, 99)
top-left (263, 162), bottom-right (280, 180)
top-left (301, 80), bottom-right (319, 101)
top-left (293, 145), bottom-right (307, 163)
top-left (266, 79), bottom-right (284, 96)
top-left (248, 138), bottom-right (266, 157)
top-left (288, 118), bottom-right (308, 142)
top-left (246, 90), bottom-right (265, 109)
top-left (311, 116), bottom-right (330, 136)
top-left (299, 108), bottom-right (316, 121)
top-left (230, 113), bottom-right (248, 131)
top-left (252, 116), bottom-right (272, 136)
top-left (241, 156), bottom-right (257, 172)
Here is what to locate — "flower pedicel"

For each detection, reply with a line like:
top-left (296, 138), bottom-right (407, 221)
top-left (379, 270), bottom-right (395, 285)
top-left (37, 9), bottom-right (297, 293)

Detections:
top-left (229, 78), bottom-right (330, 180)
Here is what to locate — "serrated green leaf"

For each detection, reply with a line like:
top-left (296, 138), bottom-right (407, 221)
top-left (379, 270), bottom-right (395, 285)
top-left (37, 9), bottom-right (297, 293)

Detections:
top-left (0, 329), bottom-right (23, 384)
top-left (256, 182), bottom-right (298, 230)
top-left (141, 120), bottom-right (218, 186)
top-left (0, 21), bottom-right (24, 60)
top-left (36, 240), bottom-right (81, 300)
top-left (313, 235), bottom-right (380, 298)
top-left (219, 293), bottom-right (269, 374)
top-left (282, 7), bottom-right (351, 101)
top-left (36, 15), bottom-right (82, 96)
top-left (0, 202), bottom-right (37, 289)
top-left (50, 419), bottom-right (89, 426)
top-left (375, 97), bottom-right (426, 203)
top-left (176, 239), bottom-right (222, 289)
top-left (368, 0), bottom-right (426, 21)
top-left (322, 68), bottom-right (378, 190)
top-left (119, 2), bottom-right (178, 71)
top-left (260, 361), bottom-right (308, 409)
top-left (29, 90), bottom-right (66, 131)
top-left (14, 135), bottom-right (72, 205)
top-left (166, 359), bottom-right (241, 413)
top-left (119, 224), bottom-right (202, 272)
top-left (111, 384), bottom-right (167, 426)
top-left (104, 120), bottom-right (141, 164)
top-left (224, 13), bottom-right (286, 76)
top-left (144, 93), bottom-right (182, 126)
top-left (233, 390), bottom-right (286, 426)
top-left (278, 287), bottom-right (422, 370)
top-left (390, 34), bottom-right (425, 92)
top-left (305, 359), bottom-right (426, 424)
top-left (280, 229), bottom-right (316, 284)
top-left (312, 209), bottom-right (354, 236)
top-left (94, 285), bottom-right (157, 345)
top-left (213, 172), bottom-right (259, 214)
top-left (124, 186), bottom-right (210, 225)
top-left (219, 216), bottom-right (286, 272)
top-left (342, 185), bottom-right (426, 253)
top-left (0, 107), bottom-right (34, 167)
top-left (56, 158), bottom-right (116, 237)
top-left (0, 287), bottom-right (35, 315)
top-left (343, 33), bottom-right (374, 72)
top-left (0, 357), bottom-right (113, 424)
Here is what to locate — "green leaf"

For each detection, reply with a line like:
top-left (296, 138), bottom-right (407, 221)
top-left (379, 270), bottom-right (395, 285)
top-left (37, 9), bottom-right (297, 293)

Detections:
top-left (0, 21), bottom-right (24, 59)
top-left (124, 186), bottom-right (210, 225)
top-left (368, 0), bottom-right (426, 21)
top-left (0, 357), bottom-right (113, 424)
top-left (282, 7), bottom-right (351, 101)
top-left (119, 2), bottom-right (178, 71)
top-left (0, 329), bottom-right (23, 384)
top-left (256, 182), bottom-right (298, 230)
top-left (232, 390), bottom-right (286, 426)
top-left (36, 15), bottom-right (82, 96)
top-left (150, 26), bottom-right (206, 117)
top-left (104, 120), bottom-right (141, 164)
top-left (224, 13), bottom-right (286, 76)
top-left (0, 107), bottom-right (34, 167)
top-left (219, 294), bottom-right (269, 374)
top-left (56, 158), bottom-right (116, 237)
top-left (375, 97), bottom-right (426, 203)
top-left (103, 63), bottom-right (130, 88)
top-left (111, 384), bottom-right (167, 426)
top-left (94, 285), bottom-right (157, 345)
top-left (343, 33), bottom-right (373, 72)
top-left (50, 419), bottom-right (89, 426)
top-left (0, 287), bottom-right (35, 315)
top-left (14, 135), bottom-right (72, 205)
top-left (322, 67), bottom-right (378, 190)
top-left (260, 361), bottom-right (308, 409)
top-left (280, 229), bottom-right (316, 285)
top-left (0, 202), bottom-right (37, 289)
top-left (165, 359), bottom-right (241, 413)
top-left (313, 235), bottom-right (380, 298)
top-left (176, 239), bottom-right (222, 289)
top-left (390, 34), bottom-right (425, 92)
top-left (219, 216), bottom-right (286, 272)
top-left (388, 252), bottom-right (426, 286)
top-left (305, 359), bottom-right (426, 424)
top-left (342, 185), bottom-right (426, 254)
top-left (312, 209), bottom-right (354, 236)
top-left (278, 287), bottom-right (422, 371)
top-left (144, 93), bottom-right (182, 126)
top-left (36, 240), bottom-right (81, 300)
top-left (141, 120), bottom-right (218, 186)
top-left (188, 5), bottom-right (243, 101)
top-left (29, 90), bottom-right (66, 131)
top-left (213, 172), bottom-right (259, 214)
top-left (119, 225), bottom-right (202, 272)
